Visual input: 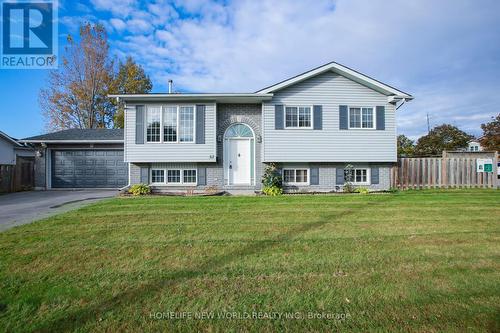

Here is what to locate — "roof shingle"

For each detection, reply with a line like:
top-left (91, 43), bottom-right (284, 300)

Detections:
top-left (22, 129), bottom-right (124, 141)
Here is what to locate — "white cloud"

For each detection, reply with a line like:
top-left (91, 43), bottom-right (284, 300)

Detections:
top-left (86, 0), bottom-right (500, 137)
top-left (126, 18), bottom-right (153, 33)
top-left (90, 0), bottom-right (137, 16)
top-left (110, 18), bottom-right (126, 32)
top-left (59, 14), bottom-right (97, 33)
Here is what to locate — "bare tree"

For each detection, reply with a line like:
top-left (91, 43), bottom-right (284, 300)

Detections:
top-left (40, 23), bottom-right (115, 130)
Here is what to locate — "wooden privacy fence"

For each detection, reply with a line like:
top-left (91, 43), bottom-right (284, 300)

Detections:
top-left (0, 165), bottom-right (14, 192)
top-left (0, 157), bottom-right (34, 193)
top-left (391, 156), bottom-right (498, 189)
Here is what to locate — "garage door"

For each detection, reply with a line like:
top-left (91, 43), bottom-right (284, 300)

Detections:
top-left (51, 150), bottom-right (128, 188)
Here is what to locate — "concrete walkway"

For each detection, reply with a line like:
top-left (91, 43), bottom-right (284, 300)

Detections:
top-left (0, 190), bottom-right (118, 232)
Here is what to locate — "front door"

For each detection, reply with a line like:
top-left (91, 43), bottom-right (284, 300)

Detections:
top-left (228, 139), bottom-right (251, 185)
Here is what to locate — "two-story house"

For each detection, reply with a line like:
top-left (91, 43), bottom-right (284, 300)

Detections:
top-left (112, 61), bottom-right (412, 192)
top-left (23, 62), bottom-right (412, 192)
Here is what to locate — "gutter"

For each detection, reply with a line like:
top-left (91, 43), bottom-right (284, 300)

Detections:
top-left (388, 95), bottom-right (413, 110)
top-left (108, 93), bottom-right (273, 98)
top-left (20, 140), bottom-right (124, 143)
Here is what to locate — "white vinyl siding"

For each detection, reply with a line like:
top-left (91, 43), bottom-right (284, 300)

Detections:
top-left (125, 103), bottom-right (216, 162)
top-left (263, 71), bottom-right (396, 162)
top-left (0, 137), bottom-right (17, 165)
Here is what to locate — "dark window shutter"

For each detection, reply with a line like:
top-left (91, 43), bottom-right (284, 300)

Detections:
top-left (196, 105), bottom-right (206, 144)
top-left (136, 105), bottom-right (145, 144)
top-left (313, 105), bottom-right (322, 130)
top-left (371, 167), bottom-right (379, 184)
top-left (339, 105), bottom-right (348, 130)
top-left (376, 106), bottom-right (385, 130)
top-left (197, 167), bottom-right (206, 185)
top-left (275, 105), bottom-right (284, 130)
top-left (336, 168), bottom-right (344, 185)
top-left (310, 167), bottom-right (319, 185)
top-left (140, 166), bottom-right (149, 184)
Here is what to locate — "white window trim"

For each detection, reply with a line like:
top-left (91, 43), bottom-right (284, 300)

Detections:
top-left (345, 168), bottom-right (371, 185)
top-left (283, 168), bottom-right (310, 185)
top-left (284, 105), bottom-right (314, 129)
top-left (145, 104), bottom-right (162, 143)
top-left (181, 169), bottom-right (198, 185)
top-left (150, 168), bottom-right (198, 186)
top-left (145, 104), bottom-right (196, 144)
top-left (150, 168), bottom-right (166, 185)
top-left (348, 106), bottom-right (376, 130)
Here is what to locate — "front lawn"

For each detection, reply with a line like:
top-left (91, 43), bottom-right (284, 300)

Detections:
top-left (0, 189), bottom-right (499, 332)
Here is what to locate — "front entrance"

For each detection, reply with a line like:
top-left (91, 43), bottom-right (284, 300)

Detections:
top-left (228, 139), bottom-right (251, 185)
top-left (224, 123), bottom-right (255, 186)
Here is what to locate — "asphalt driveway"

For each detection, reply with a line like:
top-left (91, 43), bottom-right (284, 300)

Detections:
top-left (0, 190), bottom-right (118, 232)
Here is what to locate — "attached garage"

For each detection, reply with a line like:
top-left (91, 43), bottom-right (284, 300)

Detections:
top-left (51, 150), bottom-right (127, 188)
top-left (22, 129), bottom-right (127, 190)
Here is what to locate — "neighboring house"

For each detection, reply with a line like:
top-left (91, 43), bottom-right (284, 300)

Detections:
top-left (22, 129), bottom-right (126, 190)
top-left (0, 131), bottom-right (34, 165)
top-left (22, 62), bottom-right (413, 192)
top-left (0, 131), bottom-right (35, 192)
top-left (110, 61), bottom-right (412, 192)
top-left (467, 140), bottom-right (483, 152)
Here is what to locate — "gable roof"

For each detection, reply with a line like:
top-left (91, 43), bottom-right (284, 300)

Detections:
top-left (21, 129), bottom-right (124, 143)
top-left (255, 61), bottom-right (413, 99)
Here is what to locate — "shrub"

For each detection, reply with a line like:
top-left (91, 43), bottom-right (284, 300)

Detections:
top-left (343, 183), bottom-right (356, 193)
top-left (355, 187), bottom-right (370, 194)
top-left (204, 185), bottom-right (219, 195)
top-left (128, 184), bottom-right (151, 196)
top-left (343, 164), bottom-right (356, 193)
top-left (261, 163), bottom-right (283, 196)
top-left (262, 186), bottom-right (283, 196)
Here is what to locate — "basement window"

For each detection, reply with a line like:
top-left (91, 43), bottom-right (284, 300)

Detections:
top-left (344, 168), bottom-right (370, 185)
top-left (283, 168), bottom-right (309, 185)
top-left (151, 169), bottom-right (165, 183)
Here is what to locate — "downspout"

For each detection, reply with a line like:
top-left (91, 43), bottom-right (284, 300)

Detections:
top-left (117, 96), bottom-right (131, 192)
top-left (396, 98), bottom-right (407, 110)
top-left (119, 162), bottom-right (131, 192)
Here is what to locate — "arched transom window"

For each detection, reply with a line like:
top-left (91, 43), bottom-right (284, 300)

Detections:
top-left (225, 123), bottom-right (253, 138)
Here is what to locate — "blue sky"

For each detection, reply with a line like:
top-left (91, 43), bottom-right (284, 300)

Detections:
top-left (1, 0), bottom-right (499, 140)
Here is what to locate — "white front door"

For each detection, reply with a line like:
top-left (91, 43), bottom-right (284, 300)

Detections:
top-left (228, 139), bottom-right (251, 185)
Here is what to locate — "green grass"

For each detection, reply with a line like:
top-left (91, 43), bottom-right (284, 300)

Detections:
top-left (0, 189), bottom-right (499, 332)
